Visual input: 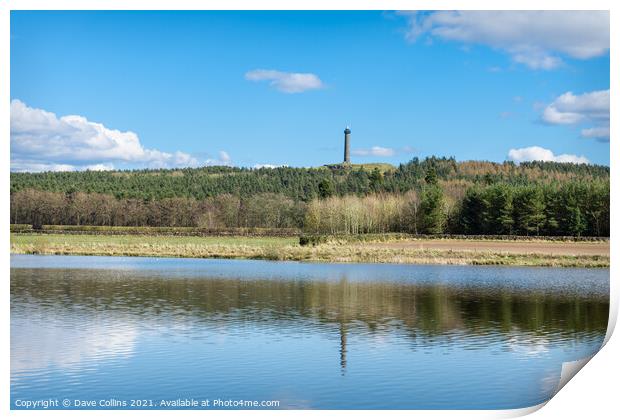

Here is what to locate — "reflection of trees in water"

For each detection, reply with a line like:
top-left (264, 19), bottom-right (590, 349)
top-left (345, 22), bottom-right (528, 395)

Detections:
top-left (12, 268), bottom-right (608, 344)
top-left (12, 268), bottom-right (608, 375)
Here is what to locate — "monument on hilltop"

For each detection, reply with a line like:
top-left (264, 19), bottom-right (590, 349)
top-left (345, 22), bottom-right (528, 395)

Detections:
top-left (343, 126), bottom-right (351, 164)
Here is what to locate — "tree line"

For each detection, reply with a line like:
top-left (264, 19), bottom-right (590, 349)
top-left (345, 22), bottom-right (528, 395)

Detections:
top-left (11, 176), bottom-right (609, 237)
top-left (11, 190), bottom-right (305, 230)
top-left (11, 157), bottom-right (609, 201)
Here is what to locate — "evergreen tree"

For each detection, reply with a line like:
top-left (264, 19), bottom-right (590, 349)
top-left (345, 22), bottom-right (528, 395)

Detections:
top-left (460, 187), bottom-right (488, 234)
top-left (318, 179), bottom-right (335, 199)
top-left (424, 166), bottom-right (438, 186)
top-left (418, 186), bottom-right (445, 234)
top-left (564, 205), bottom-right (586, 237)
top-left (560, 189), bottom-right (587, 236)
top-left (513, 187), bottom-right (546, 236)
top-left (542, 188), bottom-right (562, 235)
top-left (487, 185), bottom-right (513, 234)
top-left (369, 168), bottom-right (384, 191)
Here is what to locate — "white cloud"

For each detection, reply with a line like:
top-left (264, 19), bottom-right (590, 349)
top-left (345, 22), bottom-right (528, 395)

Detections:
top-left (11, 161), bottom-right (117, 172)
top-left (507, 146), bottom-right (589, 164)
top-left (10, 161), bottom-right (80, 172)
top-left (542, 90), bottom-right (609, 124)
top-left (218, 150), bottom-right (231, 164)
top-left (351, 146), bottom-right (396, 157)
top-left (541, 90), bottom-right (609, 142)
top-left (245, 69), bottom-right (325, 93)
top-left (253, 163), bottom-right (284, 169)
top-left (581, 126), bottom-right (610, 141)
top-left (85, 163), bottom-right (115, 171)
top-left (402, 11), bottom-right (609, 70)
top-left (10, 100), bottom-right (212, 172)
top-left (351, 145), bottom-right (416, 158)
top-left (205, 150), bottom-right (233, 166)
top-left (511, 50), bottom-right (562, 70)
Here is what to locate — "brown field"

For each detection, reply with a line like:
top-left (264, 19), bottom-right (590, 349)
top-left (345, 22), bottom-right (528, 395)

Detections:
top-left (374, 239), bottom-right (609, 256)
top-left (11, 233), bottom-right (609, 268)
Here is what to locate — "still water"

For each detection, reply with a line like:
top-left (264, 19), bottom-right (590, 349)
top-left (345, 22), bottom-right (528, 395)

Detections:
top-left (11, 255), bottom-right (609, 409)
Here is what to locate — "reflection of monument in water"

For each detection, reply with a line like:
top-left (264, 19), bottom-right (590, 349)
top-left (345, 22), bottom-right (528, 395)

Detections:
top-left (339, 316), bottom-right (347, 374)
top-left (338, 276), bottom-right (348, 375)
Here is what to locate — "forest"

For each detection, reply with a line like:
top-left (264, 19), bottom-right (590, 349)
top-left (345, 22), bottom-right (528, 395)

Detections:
top-left (10, 157), bottom-right (610, 237)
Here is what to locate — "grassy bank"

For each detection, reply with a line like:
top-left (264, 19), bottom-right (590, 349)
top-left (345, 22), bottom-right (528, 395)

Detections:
top-left (10, 224), bottom-right (300, 237)
top-left (11, 233), bottom-right (609, 268)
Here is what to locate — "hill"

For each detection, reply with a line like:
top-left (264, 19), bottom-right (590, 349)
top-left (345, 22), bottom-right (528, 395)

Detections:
top-left (322, 162), bottom-right (396, 173)
top-left (10, 157), bottom-right (609, 201)
top-left (10, 157), bottom-right (609, 237)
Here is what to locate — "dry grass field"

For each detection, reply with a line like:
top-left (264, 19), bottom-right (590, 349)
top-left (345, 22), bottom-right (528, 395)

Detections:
top-left (374, 238), bottom-right (609, 256)
top-left (11, 233), bottom-right (609, 268)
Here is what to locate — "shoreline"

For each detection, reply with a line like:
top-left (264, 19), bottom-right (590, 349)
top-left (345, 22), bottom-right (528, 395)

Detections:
top-left (10, 233), bottom-right (610, 268)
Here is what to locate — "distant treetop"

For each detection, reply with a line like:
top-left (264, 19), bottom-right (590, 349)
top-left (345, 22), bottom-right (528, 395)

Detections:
top-left (10, 156), bottom-right (609, 202)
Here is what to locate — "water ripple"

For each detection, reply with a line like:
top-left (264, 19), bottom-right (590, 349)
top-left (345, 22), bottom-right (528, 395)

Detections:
top-left (10, 255), bottom-right (608, 409)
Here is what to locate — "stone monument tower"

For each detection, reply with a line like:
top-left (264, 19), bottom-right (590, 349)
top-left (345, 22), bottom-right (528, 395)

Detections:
top-left (344, 126), bottom-right (351, 164)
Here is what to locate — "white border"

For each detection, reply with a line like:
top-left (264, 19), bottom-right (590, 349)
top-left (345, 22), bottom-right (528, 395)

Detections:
top-left (2, 1), bottom-right (616, 419)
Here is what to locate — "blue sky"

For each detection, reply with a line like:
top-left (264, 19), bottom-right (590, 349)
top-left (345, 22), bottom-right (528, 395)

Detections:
top-left (10, 11), bottom-right (610, 171)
